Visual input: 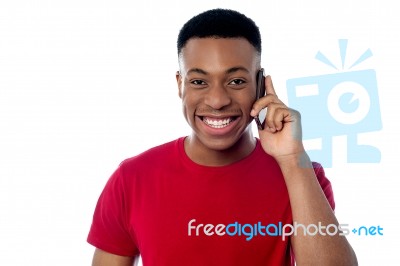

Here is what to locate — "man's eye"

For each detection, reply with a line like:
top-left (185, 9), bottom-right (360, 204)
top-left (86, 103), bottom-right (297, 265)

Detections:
top-left (229, 79), bottom-right (245, 85)
top-left (191, 80), bottom-right (206, 85)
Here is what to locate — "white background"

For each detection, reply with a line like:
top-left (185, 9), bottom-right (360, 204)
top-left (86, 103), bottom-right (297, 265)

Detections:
top-left (1, 0), bottom-right (399, 265)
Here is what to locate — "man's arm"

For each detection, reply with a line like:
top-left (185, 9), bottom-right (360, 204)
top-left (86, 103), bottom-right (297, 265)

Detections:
top-left (92, 248), bottom-right (136, 266)
top-left (251, 75), bottom-right (358, 265)
top-left (278, 154), bottom-right (357, 265)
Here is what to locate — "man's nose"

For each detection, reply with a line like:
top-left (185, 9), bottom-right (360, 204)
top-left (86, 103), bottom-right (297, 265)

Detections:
top-left (204, 85), bottom-right (232, 110)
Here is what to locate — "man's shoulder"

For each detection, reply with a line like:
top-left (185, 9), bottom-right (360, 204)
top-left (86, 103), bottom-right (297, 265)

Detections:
top-left (119, 137), bottom-right (184, 169)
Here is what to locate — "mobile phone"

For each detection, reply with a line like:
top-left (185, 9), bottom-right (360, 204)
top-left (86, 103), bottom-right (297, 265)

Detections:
top-left (254, 68), bottom-right (266, 130)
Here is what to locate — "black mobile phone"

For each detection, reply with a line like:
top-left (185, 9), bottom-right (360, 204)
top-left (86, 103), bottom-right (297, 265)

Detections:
top-left (254, 68), bottom-right (266, 130)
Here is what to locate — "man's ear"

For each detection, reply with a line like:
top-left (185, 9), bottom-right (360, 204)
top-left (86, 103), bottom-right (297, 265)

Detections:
top-left (176, 71), bottom-right (183, 98)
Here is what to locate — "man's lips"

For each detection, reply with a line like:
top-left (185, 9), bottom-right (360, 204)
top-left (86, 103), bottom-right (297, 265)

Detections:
top-left (197, 115), bottom-right (239, 129)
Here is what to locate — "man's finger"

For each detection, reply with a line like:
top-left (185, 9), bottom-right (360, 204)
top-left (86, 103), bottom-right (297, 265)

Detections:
top-left (250, 94), bottom-right (278, 117)
top-left (265, 75), bottom-right (277, 96)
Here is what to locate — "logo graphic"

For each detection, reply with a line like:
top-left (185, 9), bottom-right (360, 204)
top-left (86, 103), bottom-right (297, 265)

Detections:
top-left (187, 219), bottom-right (384, 241)
top-left (286, 39), bottom-right (382, 167)
top-left (351, 225), bottom-right (383, 236)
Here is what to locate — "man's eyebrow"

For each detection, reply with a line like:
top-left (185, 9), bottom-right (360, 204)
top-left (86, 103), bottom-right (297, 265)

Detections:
top-left (226, 66), bottom-right (250, 74)
top-left (187, 68), bottom-right (208, 75)
top-left (186, 66), bottom-right (250, 76)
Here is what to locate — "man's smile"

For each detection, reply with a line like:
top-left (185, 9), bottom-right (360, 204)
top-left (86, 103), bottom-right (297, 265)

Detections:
top-left (200, 116), bottom-right (238, 129)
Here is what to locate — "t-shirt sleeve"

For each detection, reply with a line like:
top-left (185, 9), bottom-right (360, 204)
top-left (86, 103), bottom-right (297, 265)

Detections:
top-left (87, 165), bottom-right (139, 256)
top-left (312, 162), bottom-right (335, 211)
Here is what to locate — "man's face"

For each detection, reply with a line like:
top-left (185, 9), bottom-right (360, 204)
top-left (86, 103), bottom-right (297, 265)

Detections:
top-left (177, 37), bottom-right (260, 151)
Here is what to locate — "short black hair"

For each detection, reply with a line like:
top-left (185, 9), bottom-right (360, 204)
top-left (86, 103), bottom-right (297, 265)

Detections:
top-left (177, 8), bottom-right (261, 56)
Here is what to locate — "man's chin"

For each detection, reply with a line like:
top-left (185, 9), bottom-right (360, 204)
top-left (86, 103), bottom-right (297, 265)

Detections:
top-left (194, 132), bottom-right (248, 152)
top-left (203, 139), bottom-right (237, 152)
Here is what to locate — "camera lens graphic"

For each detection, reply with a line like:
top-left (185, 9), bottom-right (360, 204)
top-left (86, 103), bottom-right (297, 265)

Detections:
top-left (327, 81), bottom-right (370, 125)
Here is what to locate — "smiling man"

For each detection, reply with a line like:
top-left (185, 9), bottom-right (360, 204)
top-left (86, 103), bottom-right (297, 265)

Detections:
top-left (88, 9), bottom-right (358, 266)
top-left (178, 37), bottom-right (259, 166)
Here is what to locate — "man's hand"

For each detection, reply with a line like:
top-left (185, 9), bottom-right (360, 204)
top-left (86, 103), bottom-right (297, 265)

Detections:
top-left (251, 75), bottom-right (305, 164)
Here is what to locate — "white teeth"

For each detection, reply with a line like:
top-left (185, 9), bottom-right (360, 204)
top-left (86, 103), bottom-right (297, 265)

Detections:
top-left (203, 117), bottom-right (233, 128)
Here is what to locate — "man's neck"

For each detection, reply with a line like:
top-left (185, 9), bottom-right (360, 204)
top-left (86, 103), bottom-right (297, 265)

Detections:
top-left (184, 131), bottom-right (257, 167)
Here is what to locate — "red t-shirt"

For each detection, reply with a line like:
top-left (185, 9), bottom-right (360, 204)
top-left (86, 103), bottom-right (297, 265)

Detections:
top-left (87, 137), bottom-right (334, 265)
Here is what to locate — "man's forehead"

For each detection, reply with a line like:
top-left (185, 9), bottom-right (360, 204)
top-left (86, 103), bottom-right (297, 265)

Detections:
top-left (178, 37), bottom-right (260, 71)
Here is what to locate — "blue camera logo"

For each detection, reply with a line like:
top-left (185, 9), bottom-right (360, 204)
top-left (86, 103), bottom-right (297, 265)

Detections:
top-left (286, 39), bottom-right (382, 167)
